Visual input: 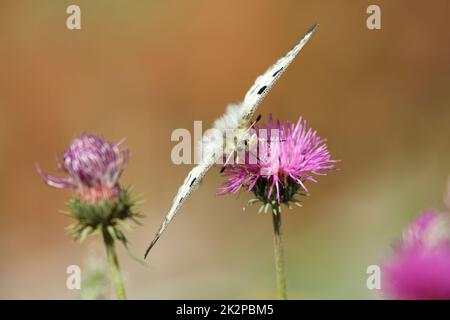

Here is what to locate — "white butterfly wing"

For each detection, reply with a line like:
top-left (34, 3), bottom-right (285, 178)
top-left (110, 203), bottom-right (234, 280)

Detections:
top-left (144, 156), bottom-right (216, 257)
top-left (145, 24), bottom-right (318, 257)
top-left (241, 23), bottom-right (318, 121)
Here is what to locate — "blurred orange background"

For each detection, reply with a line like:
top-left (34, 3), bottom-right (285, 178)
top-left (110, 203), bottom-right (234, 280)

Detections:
top-left (1, 0), bottom-right (450, 299)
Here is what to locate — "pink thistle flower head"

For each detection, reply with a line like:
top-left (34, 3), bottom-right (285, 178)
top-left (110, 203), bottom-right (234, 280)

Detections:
top-left (220, 115), bottom-right (337, 208)
top-left (383, 211), bottom-right (450, 300)
top-left (37, 133), bottom-right (129, 203)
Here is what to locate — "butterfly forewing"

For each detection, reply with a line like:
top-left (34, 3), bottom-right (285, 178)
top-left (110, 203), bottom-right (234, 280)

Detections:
top-left (242, 23), bottom-right (318, 121)
top-left (144, 157), bottom-right (215, 257)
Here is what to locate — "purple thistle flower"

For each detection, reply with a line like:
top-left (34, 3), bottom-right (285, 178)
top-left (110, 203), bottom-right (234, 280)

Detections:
top-left (37, 133), bottom-right (129, 203)
top-left (383, 211), bottom-right (450, 300)
top-left (219, 115), bottom-right (337, 205)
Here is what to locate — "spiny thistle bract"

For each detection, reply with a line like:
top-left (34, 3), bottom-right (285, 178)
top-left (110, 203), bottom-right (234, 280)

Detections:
top-left (65, 187), bottom-right (143, 244)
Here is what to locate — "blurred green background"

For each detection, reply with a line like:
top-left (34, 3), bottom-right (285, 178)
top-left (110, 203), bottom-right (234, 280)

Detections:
top-left (1, 0), bottom-right (450, 299)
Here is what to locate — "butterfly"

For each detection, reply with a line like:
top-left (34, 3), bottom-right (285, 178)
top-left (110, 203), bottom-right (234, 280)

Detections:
top-left (144, 23), bottom-right (319, 258)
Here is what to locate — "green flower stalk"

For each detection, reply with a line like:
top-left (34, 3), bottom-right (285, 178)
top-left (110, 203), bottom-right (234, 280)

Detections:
top-left (220, 115), bottom-right (337, 299)
top-left (37, 133), bottom-right (143, 300)
top-left (272, 206), bottom-right (287, 300)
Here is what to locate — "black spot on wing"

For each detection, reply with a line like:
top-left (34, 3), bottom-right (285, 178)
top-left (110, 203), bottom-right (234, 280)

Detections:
top-left (307, 22), bottom-right (319, 35)
top-left (257, 85), bottom-right (267, 95)
top-left (189, 178), bottom-right (196, 187)
top-left (272, 67), bottom-right (283, 77)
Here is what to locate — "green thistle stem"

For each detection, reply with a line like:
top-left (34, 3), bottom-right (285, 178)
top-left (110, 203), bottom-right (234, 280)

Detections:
top-left (272, 207), bottom-right (287, 300)
top-left (102, 227), bottom-right (127, 300)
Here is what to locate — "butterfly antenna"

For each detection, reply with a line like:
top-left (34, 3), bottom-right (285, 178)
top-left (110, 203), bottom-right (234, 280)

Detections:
top-left (248, 115), bottom-right (262, 130)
